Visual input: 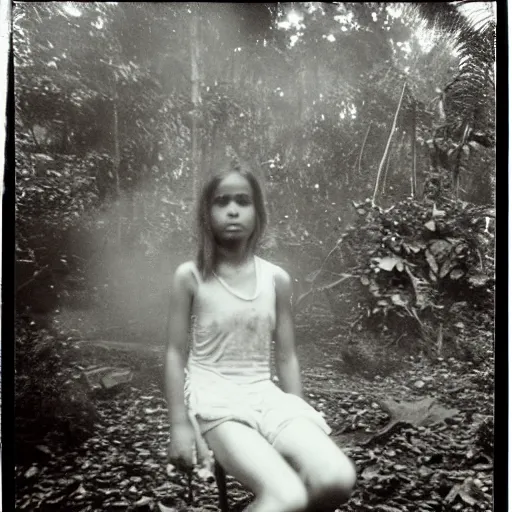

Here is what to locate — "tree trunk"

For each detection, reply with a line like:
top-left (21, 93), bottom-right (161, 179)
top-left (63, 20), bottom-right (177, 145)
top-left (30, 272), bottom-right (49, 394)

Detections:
top-left (230, 49), bottom-right (236, 83)
top-left (381, 135), bottom-right (393, 194)
top-left (357, 122), bottom-right (372, 175)
top-left (372, 81), bottom-right (407, 206)
top-left (138, 165), bottom-right (148, 243)
top-left (410, 100), bottom-right (417, 198)
top-left (395, 130), bottom-right (406, 192)
top-left (190, 10), bottom-right (201, 200)
top-left (297, 65), bottom-right (305, 123)
top-left (112, 70), bottom-right (122, 246)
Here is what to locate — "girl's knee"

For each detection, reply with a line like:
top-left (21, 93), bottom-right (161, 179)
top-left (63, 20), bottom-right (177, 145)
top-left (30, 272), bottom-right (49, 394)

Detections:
top-left (259, 479), bottom-right (308, 512)
top-left (309, 455), bottom-right (356, 506)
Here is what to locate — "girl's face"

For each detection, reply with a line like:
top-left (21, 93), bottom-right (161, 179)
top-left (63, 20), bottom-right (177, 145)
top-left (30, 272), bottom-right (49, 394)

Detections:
top-left (210, 172), bottom-right (256, 244)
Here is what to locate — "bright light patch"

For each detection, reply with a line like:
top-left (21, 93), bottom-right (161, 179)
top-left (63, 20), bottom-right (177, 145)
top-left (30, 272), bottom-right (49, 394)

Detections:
top-left (287, 10), bottom-right (303, 26)
top-left (401, 42), bottom-right (412, 54)
top-left (386, 5), bottom-right (403, 18)
top-left (326, 34), bottom-right (336, 42)
top-left (279, 9), bottom-right (304, 30)
top-left (92, 17), bottom-right (104, 29)
top-left (61, 3), bottom-right (82, 17)
top-left (414, 23), bottom-right (437, 54)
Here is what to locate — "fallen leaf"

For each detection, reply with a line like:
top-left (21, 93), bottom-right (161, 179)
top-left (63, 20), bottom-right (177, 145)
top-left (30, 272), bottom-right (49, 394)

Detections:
top-left (36, 445), bottom-right (52, 455)
top-left (361, 464), bottom-right (380, 480)
top-left (24, 466), bottom-right (39, 479)
top-left (419, 465), bottom-right (433, 478)
top-left (432, 204), bottom-right (446, 217)
top-left (468, 273), bottom-right (489, 287)
top-left (375, 505), bottom-right (402, 512)
top-left (450, 268), bottom-right (464, 280)
top-left (391, 294), bottom-right (408, 306)
top-left (439, 259), bottom-right (456, 278)
top-left (425, 249), bottom-right (438, 274)
top-left (158, 502), bottom-right (178, 512)
top-left (424, 220), bottom-right (436, 231)
top-left (376, 256), bottom-right (399, 271)
top-left (472, 463), bottom-right (493, 471)
top-left (134, 496), bottom-right (153, 507)
top-left (445, 477), bottom-right (486, 506)
top-left (144, 407), bottom-right (165, 414)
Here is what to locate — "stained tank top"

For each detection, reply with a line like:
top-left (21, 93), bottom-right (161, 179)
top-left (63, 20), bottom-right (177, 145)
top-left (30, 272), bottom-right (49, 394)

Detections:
top-left (184, 256), bottom-right (278, 415)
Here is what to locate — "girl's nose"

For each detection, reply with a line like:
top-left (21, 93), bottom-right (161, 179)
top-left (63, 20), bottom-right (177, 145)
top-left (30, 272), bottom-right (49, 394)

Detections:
top-left (227, 203), bottom-right (239, 217)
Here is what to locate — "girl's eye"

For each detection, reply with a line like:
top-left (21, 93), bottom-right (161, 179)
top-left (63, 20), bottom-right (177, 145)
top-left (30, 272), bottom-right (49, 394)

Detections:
top-left (213, 194), bottom-right (252, 207)
top-left (213, 195), bottom-right (231, 207)
top-left (235, 194), bottom-right (252, 206)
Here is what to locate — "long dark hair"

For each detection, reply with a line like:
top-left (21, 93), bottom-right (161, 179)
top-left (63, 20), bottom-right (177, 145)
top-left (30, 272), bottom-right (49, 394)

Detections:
top-left (196, 154), bottom-right (268, 279)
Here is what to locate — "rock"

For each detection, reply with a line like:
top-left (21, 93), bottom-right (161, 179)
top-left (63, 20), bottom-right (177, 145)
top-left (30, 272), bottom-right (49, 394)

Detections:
top-left (83, 366), bottom-right (118, 392)
top-left (101, 369), bottom-right (133, 390)
top-left (82, 366), bottom-right (133, 394)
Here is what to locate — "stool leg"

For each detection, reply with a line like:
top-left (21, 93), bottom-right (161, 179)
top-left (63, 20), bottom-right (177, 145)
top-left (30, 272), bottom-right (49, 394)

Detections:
top-left (214, 459), bottom-right (229, 512)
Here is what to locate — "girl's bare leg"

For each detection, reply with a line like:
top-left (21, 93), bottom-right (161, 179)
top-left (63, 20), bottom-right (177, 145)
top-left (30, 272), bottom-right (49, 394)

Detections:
top-left (204, 421), bottom-right (309, 512)
top-left (273, 418), bottom-right (357, 511)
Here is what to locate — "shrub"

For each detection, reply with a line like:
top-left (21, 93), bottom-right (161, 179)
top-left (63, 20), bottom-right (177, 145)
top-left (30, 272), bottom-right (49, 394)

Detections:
top-left (324, 196), bottom-right (494, 358)
top-left (15, 318), bottom-right (98, 463)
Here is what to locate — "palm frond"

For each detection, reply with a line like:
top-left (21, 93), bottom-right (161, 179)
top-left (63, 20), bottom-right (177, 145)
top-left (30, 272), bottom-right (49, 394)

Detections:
top-left (451, 1), bottom-right (496, 34)
top-left (411, 1), bottom-right (495, 42)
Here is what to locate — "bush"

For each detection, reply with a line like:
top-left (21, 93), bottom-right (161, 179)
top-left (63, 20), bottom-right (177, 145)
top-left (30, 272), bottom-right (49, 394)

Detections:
top-left (15, 318), bottom-right (98, 463)
top-left (324, 196), bottom-right (494, 358)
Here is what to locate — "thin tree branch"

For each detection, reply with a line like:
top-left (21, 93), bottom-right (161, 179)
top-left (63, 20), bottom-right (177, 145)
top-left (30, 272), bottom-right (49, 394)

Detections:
top-left (372, 81), bottom-right (408, 206)
top-left (357, 122), bottom-right (372, 175)
top-left (16, 265), bottom-right (50, 293)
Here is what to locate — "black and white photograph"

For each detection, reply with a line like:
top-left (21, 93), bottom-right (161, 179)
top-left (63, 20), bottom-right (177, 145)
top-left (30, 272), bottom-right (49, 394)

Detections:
top-left (12, 2), bottom-right (497, 511)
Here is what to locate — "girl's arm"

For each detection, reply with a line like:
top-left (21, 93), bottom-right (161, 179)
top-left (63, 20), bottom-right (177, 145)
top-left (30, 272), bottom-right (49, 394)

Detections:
top-left (165, 263), bottom-right (194, 426)
top-left (274, 267), bottom-right (303, 398)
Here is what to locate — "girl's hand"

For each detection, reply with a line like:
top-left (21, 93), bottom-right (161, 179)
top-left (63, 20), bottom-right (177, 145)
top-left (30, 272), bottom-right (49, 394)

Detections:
top-left (168, 420), bottom-right (197, 472)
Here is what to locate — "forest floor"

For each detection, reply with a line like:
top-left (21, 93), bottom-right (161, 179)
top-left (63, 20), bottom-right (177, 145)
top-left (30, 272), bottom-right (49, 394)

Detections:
top-left (15, 320), bottom-right (494, 512)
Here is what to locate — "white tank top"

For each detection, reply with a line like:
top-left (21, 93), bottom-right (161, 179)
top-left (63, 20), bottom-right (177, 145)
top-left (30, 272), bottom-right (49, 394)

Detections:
top-left (187, 255), bottom-right (276, 382)
top-left (184, 256), bottom-right (279, 414)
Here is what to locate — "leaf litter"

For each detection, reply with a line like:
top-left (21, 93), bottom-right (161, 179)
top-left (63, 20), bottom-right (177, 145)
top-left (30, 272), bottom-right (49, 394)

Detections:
top-left (15, 328), bottom-right (493, 512)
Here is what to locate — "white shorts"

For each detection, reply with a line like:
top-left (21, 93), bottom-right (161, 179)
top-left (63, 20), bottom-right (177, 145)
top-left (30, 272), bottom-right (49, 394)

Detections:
top-left (190, 381), bottom-right (331, 445)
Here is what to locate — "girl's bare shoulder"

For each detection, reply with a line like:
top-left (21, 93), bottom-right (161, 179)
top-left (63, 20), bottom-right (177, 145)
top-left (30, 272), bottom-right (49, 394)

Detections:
top-left (173, 260), bottom-right (200, 293)
top-left (258, 257), bottom-right (292, 289)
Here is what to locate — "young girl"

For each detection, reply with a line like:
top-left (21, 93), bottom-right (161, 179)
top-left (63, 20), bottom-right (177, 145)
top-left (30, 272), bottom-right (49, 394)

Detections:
top-left (165, 157), bottom-right (356, 512)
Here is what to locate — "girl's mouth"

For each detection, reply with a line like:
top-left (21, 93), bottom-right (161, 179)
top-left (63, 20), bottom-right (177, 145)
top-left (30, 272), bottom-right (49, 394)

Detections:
top-left (225, 224), bottom-right (243, 232)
